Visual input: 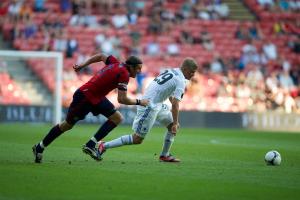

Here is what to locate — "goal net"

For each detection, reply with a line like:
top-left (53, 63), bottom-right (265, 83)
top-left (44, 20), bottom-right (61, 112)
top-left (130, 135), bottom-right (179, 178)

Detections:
top-left (0, 50), bottom-right (63, 124)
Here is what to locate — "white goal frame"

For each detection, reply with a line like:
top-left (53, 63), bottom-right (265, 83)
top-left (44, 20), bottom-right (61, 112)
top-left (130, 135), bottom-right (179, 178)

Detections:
top-left (0, 50), bottom-right (63, 124)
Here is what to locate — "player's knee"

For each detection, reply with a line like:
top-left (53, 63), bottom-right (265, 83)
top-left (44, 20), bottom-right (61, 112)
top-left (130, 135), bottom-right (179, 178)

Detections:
top-left (167, 123), bottom-right (173, 131)
top-left (109, 111), bottom-right (123, 125)
top-left (59, 121), bottom-right (73, 132)
top-left (135, 139), bottom-right (143, 144)
top-left (132, 134), bottom-right (144, 144)
top-left (115, 114), bottom-right (123, 124)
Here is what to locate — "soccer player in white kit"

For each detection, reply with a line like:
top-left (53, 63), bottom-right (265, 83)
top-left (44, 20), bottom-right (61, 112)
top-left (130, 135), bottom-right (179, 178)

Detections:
top-left (96, 58), bottom-right (198, 162)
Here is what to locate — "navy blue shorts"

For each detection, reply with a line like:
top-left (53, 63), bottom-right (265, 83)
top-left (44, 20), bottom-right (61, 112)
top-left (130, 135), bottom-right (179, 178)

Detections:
top-left (66, 90), bottom-right (116, 125)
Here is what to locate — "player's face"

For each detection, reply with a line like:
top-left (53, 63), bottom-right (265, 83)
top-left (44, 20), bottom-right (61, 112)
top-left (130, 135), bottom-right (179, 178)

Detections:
top-left (184, 68), bottom-right (197, 80)
top-left (129, 64), bottom-right (142, 78)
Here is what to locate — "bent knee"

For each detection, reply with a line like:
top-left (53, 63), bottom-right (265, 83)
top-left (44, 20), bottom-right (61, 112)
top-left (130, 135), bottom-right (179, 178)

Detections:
top-left (167, 123), bottom-right (173, 131)
top-left (109, 111), bottom-right (123, 124)
top-left (132, 134), bottom-right (144, 144)
top-left (135, 140), bottom-right (143, 144)
top-left (59, 121), bottom-right (73, 132)
top-left (115, 114), bottom-right (123, 124)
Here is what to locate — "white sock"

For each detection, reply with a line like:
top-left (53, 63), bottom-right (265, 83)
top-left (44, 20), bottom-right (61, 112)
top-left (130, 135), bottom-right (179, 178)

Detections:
top-left (39, 141), bottom-right (45, 149)
top-left (90, 137), bottom-right (97, 143)
top-left (161, 131), bottom-right (174, 156)
top-left (104, 135), bottom-right (133, 149)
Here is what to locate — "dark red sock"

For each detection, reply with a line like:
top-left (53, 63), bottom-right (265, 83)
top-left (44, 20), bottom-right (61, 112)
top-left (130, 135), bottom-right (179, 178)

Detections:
top-left (94, 120), bottom-right (117, 141)
top-left (42, 124), bottom-right (63, 147)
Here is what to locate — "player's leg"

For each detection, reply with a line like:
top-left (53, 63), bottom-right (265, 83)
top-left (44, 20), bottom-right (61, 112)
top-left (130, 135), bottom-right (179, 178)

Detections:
top-left (157, 104), bottom-right (180, 162)
top-left (85, 98), bottom-right (122, 149)
top-left (34, 120), bottom-right (72, 150)
top-left (33, 89), bottom-right (90, 163)
top-left (101, 133), bottom-right (143, 150)
top-left (98, 106), bottom-right (157, 157)
top-left (159, 123), bottom-right (180, 162)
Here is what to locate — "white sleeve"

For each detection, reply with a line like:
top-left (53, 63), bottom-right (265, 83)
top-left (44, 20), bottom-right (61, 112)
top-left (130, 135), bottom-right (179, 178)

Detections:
top-left (172, 79), bottom-right (185, 101)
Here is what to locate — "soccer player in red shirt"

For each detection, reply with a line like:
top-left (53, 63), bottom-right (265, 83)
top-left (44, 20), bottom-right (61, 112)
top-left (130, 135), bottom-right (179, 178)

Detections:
top-left (32, 53), bottom-right (149, 163)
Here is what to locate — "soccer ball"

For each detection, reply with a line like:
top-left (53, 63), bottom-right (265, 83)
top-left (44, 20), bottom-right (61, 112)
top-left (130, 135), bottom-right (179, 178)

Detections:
top-left (264, 150), bottom-right (281, 166)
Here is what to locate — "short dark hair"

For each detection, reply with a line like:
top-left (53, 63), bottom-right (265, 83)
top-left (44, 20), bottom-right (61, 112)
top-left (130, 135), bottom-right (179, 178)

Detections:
top-left (181, 57), bottom-right (198, 71)
top-left (125, 56), bottom-right (142, 67)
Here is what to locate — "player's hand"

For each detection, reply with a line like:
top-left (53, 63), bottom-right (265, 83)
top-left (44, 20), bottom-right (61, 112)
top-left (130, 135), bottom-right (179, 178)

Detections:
top-left (171, 123), bottom-right (180, 135)
top-left (73, 64), bottom-right (83, 72)
top-left (140, 99), bottom-right (149, 107)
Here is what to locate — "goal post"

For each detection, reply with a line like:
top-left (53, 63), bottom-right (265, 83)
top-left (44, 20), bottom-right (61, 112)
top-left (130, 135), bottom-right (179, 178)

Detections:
top-left (0, 50), bottom-right (63, 124)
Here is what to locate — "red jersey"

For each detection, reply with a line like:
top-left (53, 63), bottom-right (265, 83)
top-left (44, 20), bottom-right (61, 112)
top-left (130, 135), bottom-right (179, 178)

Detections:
top-left (79, 55), bottom-right (130, 104)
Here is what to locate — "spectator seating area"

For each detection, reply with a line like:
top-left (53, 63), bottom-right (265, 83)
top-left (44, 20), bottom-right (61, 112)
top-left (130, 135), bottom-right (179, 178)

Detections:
top-left (245, 0), bottom-right (300, 21)
top-left (0, 0), bottom-right (300, 113)
top-left (0, 72), bottom-right (30, 105)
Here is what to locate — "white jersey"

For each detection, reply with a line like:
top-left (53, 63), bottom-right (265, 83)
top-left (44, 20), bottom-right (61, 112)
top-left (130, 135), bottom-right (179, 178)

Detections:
top-left (142, 68), bottom-right (186, 108)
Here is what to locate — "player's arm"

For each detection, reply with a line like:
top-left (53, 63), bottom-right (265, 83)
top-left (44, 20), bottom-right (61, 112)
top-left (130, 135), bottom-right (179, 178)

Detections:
top-left (170, 97), bottom-right (180, 135)
top-left (73, 53), bottom-right (108, 72)
top-left (169, 79), bottom-right (185, 134)
top-left (117, 90), bottom-right (149, 106)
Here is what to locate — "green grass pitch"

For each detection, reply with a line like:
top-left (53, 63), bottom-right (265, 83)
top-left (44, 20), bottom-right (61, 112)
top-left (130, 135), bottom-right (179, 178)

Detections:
top-left (0, 123), bottom-right (299, 200)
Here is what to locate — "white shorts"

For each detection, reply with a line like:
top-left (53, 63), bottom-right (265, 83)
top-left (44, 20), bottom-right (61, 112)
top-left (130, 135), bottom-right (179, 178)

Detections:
top-left (132, 104), bottom-right (173, 138)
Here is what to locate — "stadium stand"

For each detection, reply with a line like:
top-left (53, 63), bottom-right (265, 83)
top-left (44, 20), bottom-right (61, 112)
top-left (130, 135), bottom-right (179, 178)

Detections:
top-left (0, 72), bottom-right (31, 105)
top-left (0, 0), bottom-right (299, 112)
